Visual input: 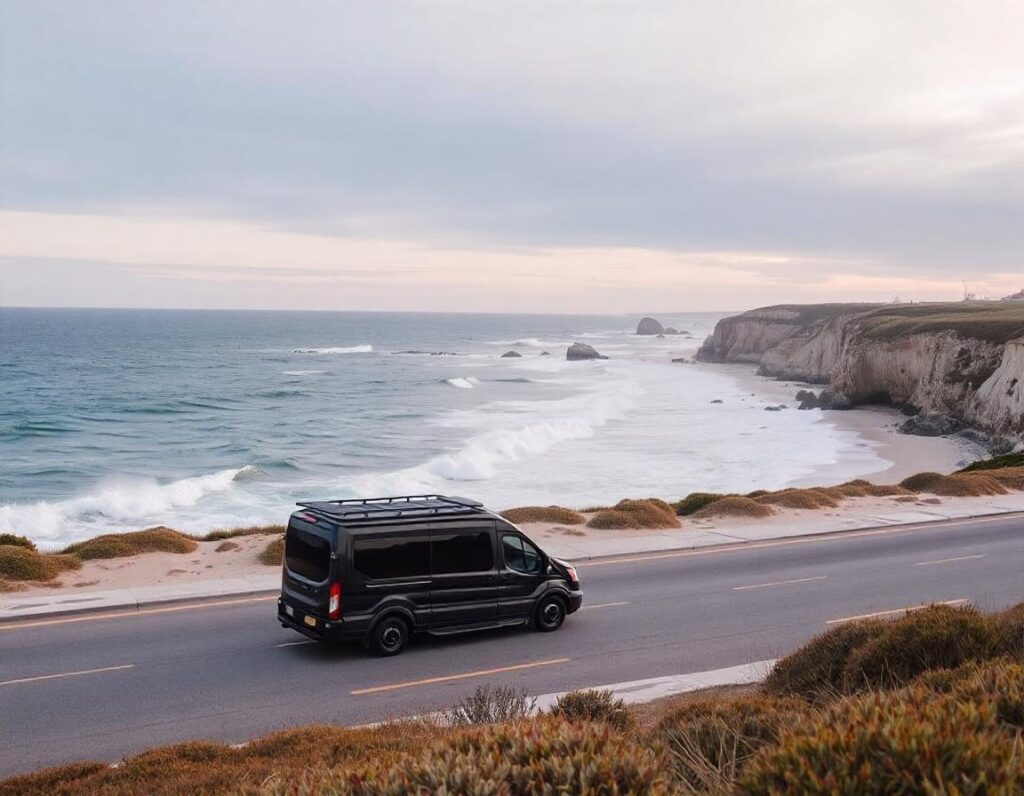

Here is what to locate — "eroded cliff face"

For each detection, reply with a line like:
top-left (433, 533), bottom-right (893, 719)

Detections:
top-left (697, 304), bottom-right (1024, 438)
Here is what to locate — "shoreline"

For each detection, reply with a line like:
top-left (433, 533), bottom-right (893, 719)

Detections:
top-left (705, 362), bottom-right (971, 487)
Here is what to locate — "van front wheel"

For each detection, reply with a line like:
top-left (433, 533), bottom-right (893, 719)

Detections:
top-left (368, 615), bottom-right (409, 656)
top-left (534, 594), bottom-right (566, 632)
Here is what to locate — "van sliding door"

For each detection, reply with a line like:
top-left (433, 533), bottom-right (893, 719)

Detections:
top-left (429, 523), bottom-right (499, 626)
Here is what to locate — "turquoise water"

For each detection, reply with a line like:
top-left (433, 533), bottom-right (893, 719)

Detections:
top-left (0, 308), bottom-right (885, 547)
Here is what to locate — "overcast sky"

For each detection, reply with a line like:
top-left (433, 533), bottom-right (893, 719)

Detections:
top-left (1, 2), bottom-right (1022, 312)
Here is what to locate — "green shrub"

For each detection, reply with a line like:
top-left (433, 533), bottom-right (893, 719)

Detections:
top-left (63, 528), bottom-right (197, 560)
top-left (0, 546), bottom-right (81, 582)
top-left (0, 533), bottom-right (35, 551)
top-left (763, 619), bottom-right (889, 701)
top-left (280, 718), bottom-right (675, 795)
top-left (765, 604), bottom-right (1003, 700)
top-left (258, 536), bottom-right (284, 567)
top-left (654, 694), bottom-right (812, 792)
top-left (742, 677), bottom-right (1024, 794)
top-left (443, 683), bottom-right (536, 726)
top-left (958, 452), bottom-right (1024, 472)
top-left (674, 492), bottom-right (725, 516)
top-left (549, 689), bottom-right (635, 731)
top-left (841, 604), bottom-right (998, 691)
top-left (992, 602), bottom-right (1024, 658)
top-left (500, 506), bottom-right (586, 525)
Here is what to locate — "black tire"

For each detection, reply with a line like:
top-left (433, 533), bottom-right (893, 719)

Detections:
top-left (534, 594), bottom-right (566, 632)
top-left (368, 615), bottom-right (410, 656)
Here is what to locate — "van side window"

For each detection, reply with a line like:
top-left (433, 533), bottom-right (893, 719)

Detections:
top-left (353, 536), bottom-right (429, 580)
top-left (432, 532), bottom-right (492, 574)
top-left (502, 534), bottom-right (543, 574)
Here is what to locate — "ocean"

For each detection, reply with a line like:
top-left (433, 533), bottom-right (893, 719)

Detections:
top-left (0, 308), bottom-right (890, 548)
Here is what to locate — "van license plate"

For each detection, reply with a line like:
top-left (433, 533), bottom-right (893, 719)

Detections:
top-left (285, 605), bottom-right (294, 617)
top-left (303, 615), bottom-right (316, 628)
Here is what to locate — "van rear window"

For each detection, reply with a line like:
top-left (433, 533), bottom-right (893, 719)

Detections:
top-left (285, 525), bottom-right (331, 582)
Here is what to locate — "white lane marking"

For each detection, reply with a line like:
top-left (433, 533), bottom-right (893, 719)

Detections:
top-left (827, 598), bottom-right (967, 625)
top-left (733, 576), bottom-right (827, 591)
top-left (914, 554), bottom-right (986, 566)
top-left (275, 640), bottom-right (317, 648)
top-left (580, 601), bottom-right (629, 610)
top-left (0, 664), bottom-right (135, 687)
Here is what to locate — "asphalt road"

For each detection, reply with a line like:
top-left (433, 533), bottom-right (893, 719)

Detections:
top-left (3, 513), bottom-right (1023, 776)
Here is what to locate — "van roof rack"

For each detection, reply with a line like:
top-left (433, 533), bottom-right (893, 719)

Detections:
top-left (296, 494), bottom-right (486, 522)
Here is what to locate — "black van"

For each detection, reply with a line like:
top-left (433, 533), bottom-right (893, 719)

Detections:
top-left (277, 495), bottom-right (583, 655)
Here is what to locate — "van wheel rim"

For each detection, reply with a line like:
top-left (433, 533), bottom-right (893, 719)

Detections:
top-left (382, 625), bottom-right (402, 649)
top-left (543, 603), bottom-right (561, 624)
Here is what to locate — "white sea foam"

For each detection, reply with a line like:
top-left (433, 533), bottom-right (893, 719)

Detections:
top-left (342, 377), bottom-right (640, 496)
top-left (487, 338), bottom-right (562, 348)
top-left (292, 345), bottom-right (373, 354)
top-left (444, 377), bottom-right (481, 389)
top-left (282, 369), bottom-right (326, 376)
top-left (0, 466), bottom-right (258, 547)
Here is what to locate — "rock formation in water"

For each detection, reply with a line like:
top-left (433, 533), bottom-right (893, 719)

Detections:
top-left (566, 342), bottom-right (608, 361)
top-left (697, 302), bottom-right (1024, 440)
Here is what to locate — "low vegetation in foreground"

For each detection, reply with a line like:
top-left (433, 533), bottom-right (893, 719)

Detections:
top-left (4, 602), bottom-right (1022, 795)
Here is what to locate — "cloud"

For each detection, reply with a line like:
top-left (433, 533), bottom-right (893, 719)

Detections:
top-left (1, 2), bottom-right (1022, 309)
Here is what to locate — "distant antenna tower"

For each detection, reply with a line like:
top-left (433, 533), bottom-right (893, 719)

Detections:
top-left (962, 281), bottom-right (976, 301)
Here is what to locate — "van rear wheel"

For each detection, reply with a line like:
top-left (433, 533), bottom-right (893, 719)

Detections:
top-left (368, 615), bottom-right (409, 656)
top-left (534, 594), bottom-right (566, 632)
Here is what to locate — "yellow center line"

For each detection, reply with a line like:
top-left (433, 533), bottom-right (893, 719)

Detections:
top-left (351, 658), bottom-right (571, 695)
top-left (914, 554), bottom-right (986, 566)
top-left (0, 595), bottom-right (277, 631)
top-left (733, 575), bottom-right (827, 591)
top-left (580, 513), bottom-right (1015, 568)
top-left (0, 664), bottom-right (135, 687)
top-left (826, 598), bottom-right (967, 625)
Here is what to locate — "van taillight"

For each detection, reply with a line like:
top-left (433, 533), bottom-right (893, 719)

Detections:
top-left (565, 565), bottom-right (579, 584)
top-left (328, 582), bottom-right (341, 620)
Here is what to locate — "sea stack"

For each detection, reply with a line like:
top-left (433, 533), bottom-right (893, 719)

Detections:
top-left (636, 317), bottom-right (666, 335)
top-left (566, 342), bottom-right (608, 361)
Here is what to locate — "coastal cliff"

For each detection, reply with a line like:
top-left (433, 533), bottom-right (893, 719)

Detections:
top-left (697, 302), bottom-right (1024, 439)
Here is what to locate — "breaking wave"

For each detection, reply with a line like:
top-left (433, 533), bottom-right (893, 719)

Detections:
top-left (444, 377), bottom-right (481, 389)
top-left (291, 345), bottom-right (373, 354)
top-left (0, 466), bottom-right (259, 547)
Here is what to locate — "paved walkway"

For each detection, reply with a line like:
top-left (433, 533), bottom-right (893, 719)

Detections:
top-left (4, 494), bottom-right (1023, 622)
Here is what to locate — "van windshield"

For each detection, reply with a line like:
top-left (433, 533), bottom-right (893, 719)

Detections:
top-left (285, 524), bottom-right (331, 582)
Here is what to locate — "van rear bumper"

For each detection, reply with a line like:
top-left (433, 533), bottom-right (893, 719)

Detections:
top-left (277, 599), bottom-right (361, 643)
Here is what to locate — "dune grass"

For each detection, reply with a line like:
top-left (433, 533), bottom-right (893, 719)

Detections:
top-left (693, 496), bottom-right (775, 519)
top-left (899, 471), bottom-right (1008, 497)
top-left (674, 492), bottom-right (726, 516)
top-left (755, 489), bottom-right (839, 510)
top-left (258, 536), bottom-right (284, 566)
top-left (61, 528), bottom-right (198, 560)
top-left (0, 546), bottom-right (81, 582)
top-left (500, 506), bottom-right (586, 525)
top-left (587, 498), bottom-right (681, 529)
top-left (197, 525), bottom-right (285, 542)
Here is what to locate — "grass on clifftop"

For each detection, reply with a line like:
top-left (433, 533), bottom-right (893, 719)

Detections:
top-left (6, 601), bottom-right (1021, 796)
top-left (855, 301), bottom-right (1024, 344)
top-left (500, 506), bottom-right (586, 525)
